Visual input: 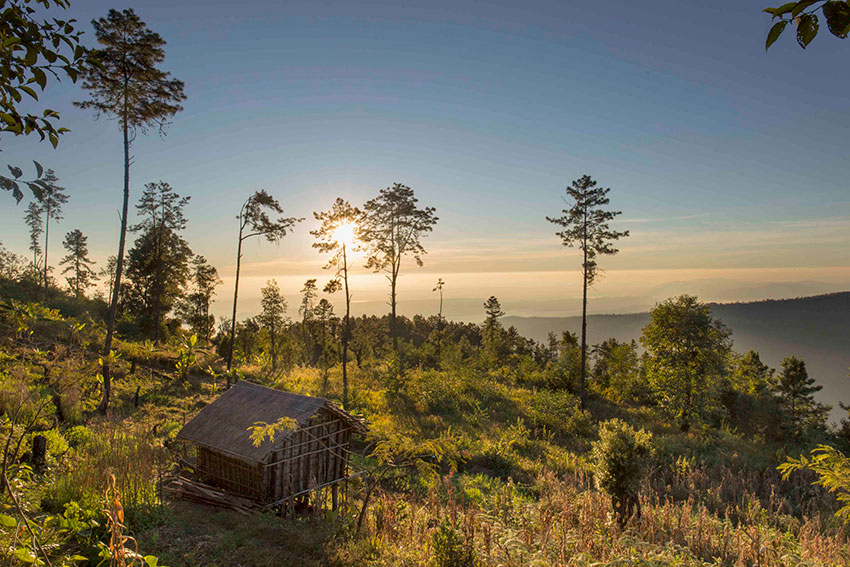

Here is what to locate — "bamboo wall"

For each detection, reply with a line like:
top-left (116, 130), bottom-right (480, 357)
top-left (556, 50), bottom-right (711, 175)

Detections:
top-left (262, 413), bottom-right (352, 505)
top-left (195, 410), bottom-right (353, 505)
top-left (196, 447), bottom-right (265, 500)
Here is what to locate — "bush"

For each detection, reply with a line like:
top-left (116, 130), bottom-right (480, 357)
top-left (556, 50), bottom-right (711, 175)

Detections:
top-left (432, 520), bottom-right (477, 567)
top-left (66, 425), bottom-right (93, 448)
top-left (591, 418), bottom-right (653, 527)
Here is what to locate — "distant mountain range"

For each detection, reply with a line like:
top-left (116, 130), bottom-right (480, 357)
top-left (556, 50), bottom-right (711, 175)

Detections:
top-left (504, 292), bottom-right (850, 423)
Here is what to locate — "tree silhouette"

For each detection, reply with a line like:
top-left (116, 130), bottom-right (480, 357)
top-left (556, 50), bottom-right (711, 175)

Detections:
top-left (547, 174), bottom-right (629, 409)
top-left (227, 190), bottom-right (302, 371)
top-left (311, 198), bottom-right (362, 409)
top-left (125, 181), bottom-right (191, 341)
top-left (36, 169), bottom-right (67, 299)
top-left (258, 279), bottom-right (288, 371)
top-left (23, 201), bottom-right (43, 267)
top-left (59, 229), bottom-right (97, 297)
top-left (75, 8), bottom-right (185, 413)
top-left (433, 278), bottom-right (446, 357)
top-left (176, 256), bottom-right (222, 341)
top-left (361, 183), bottom-right (438, 353)
top-left (433, 278), bottom-right (445, 320)
top-left (299, 278), bottom-right (319, 365)
top-left (314, 298), bottom-right (336, 396)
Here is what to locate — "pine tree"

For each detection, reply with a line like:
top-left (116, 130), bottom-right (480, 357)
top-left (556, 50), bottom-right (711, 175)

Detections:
top-left (311, 198), bottom-right (362, 408)
top-left (547, 174), bottom-right (629, 409)
top-left (176, 256), bottom-right (222, 341)
top-left (59, 229), bottom-right (97, 297)
top-left (98, 255), bottom-right (117, 304)
top-left (482, 295), bottom-right (507, 365)
top-left (777, 356), bottom-right (829, 436)
top-left (314, 298), bottom-right (336, 395)
top-left (125, 181), bottom-right (192, 341)
top-left (227, 190), bottom-right (301, 370)
top-left (361, 183), bottom-right (438, 353)
top-left (258, 279), bottom-right (288, 371)
top-left (23, 201), bottom-right (43, 267)
top-left (37, 169), bottom-right (68, 298)
top-left (299, 278), bottom-right (318, 365)
top-left (75, 8), bottom-right (186, 413)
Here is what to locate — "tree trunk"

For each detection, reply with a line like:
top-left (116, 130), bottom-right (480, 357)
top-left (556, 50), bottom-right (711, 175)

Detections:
top-left (42, 204), bottom-right (50, 300)
top-left (99, 115), bottom-right (131, 414)
top-left (580, 249), bottom-right (588, 410)
top-left (227, 226), bottom-right (243, 373)
top-left (271, 327), bottom-right (277, 370)
top-left (342, 244), bottom-right (350, 409)
top-left (153, 223), bottom-right (163, 342)
top-left (390, 269), bottom-right (398, 353)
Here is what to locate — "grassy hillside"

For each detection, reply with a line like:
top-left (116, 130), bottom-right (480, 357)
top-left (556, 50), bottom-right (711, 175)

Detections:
top-left (505, 292), bottom-right (850, 421)
top-left (0, 291), bottom-right (848, 566)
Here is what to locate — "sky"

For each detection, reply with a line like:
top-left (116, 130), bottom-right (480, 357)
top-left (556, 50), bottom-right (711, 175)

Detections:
top-left (1, 0), bottom-right (849, 322)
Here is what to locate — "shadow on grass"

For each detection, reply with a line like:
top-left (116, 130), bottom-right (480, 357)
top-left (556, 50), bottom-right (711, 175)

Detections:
top-left (137, 501), bottom-right (341, 567)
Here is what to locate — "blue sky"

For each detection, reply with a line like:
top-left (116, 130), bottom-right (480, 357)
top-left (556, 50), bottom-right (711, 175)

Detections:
top-left (1, 0), bottom-right (848, 320)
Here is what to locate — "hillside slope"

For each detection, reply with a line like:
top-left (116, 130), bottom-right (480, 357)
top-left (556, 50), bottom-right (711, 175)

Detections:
top-left (505, 292), bottom-right (850, 421)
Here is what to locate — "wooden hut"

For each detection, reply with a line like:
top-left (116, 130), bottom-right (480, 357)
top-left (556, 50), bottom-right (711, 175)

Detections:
top-left (176, 381), bottom-right (367, 510)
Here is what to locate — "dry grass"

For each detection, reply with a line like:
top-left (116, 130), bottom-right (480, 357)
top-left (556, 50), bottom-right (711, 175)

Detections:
top-left (341, 471), bottom-right (850, 567)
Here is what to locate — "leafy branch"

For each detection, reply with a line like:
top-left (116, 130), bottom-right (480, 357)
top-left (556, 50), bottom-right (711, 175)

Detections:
top-left (778, 444), bottom-right (850, 523)
top-left (764, 1), bottom-right (850, 49)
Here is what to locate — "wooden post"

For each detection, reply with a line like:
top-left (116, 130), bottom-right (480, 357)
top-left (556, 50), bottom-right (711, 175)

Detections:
top-left (31, 435), bottom-right (47, 471)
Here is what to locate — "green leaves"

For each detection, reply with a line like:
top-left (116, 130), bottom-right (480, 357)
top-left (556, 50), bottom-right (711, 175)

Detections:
top-left (797, 13), bottom-right (820, 47)
top-left (0, 513), bottom-right (17, 527)
top-left (766, 20), bottom-right (789, 48)
top-left (778, 445), bottom-right (850, 524)
top-left (1, 0), bottom-right (89, 148)
top-left (764, 2), bottom-right (799, 17)
top-left (764, 1), bottom-right (850, 49)
top-left (823, 1), bottom-right (850, 37)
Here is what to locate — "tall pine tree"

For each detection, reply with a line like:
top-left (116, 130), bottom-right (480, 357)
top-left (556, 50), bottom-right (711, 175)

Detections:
top-left (360, 183), bottom-right (438, 353)
top-left (59, 229), bottom-right (97, 297)
top-left (75, 8), bottom-right (185, 412)
top-left (547, 175), bottom-right (629, 409)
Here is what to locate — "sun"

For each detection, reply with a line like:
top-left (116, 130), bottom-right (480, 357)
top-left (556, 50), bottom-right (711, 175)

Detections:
top-left (333, 222), bottom-right (357, 247)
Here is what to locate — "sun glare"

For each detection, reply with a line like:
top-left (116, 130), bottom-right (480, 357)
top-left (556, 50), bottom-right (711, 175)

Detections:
top-left (333, 222), bottom-right (357, 247)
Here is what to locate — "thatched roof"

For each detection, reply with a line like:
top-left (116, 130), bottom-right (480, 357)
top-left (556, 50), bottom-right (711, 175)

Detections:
top-left (177, 381), bottom-right (366, 463)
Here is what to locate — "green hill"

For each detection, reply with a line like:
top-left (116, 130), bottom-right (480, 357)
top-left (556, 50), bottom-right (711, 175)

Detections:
top-left (505, 292), bottom-right (850, 421)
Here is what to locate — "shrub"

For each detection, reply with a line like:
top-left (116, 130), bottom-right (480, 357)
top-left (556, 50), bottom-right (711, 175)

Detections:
top-left (66, 425), bottom-right (93, 447)
top-left (432, 520), bottom-right (477, 567)
top-left (591, 418), bottom-right (653, 527)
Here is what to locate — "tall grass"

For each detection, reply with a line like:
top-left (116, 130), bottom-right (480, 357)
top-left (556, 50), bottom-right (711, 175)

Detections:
top-left (50, 421), bottom-right (168, 523)
top-left (340, 469), bottom-right (849, 567)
